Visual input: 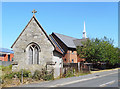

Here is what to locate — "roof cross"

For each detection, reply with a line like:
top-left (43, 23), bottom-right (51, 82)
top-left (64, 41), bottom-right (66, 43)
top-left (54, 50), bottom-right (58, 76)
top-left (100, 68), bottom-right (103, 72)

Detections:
top-left (32, 9), bottom-right (37, 16)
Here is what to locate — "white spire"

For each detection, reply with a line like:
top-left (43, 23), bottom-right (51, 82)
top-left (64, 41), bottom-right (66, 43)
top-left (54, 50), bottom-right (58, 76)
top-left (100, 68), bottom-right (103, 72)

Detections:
top-left (82, 21), bottom-right (87, 39)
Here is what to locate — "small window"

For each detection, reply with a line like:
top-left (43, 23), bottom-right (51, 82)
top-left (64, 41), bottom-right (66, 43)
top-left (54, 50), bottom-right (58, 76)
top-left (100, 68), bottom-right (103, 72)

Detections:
top-left (72, 59), bottom-right (74, 63)
top-left (0, 54), bottom-right (5, 57)
top-left (12, 58), bottom-right (14, 61)
top-left (65, 59), bottom-right (66, 61)
top-left (72, 50), bottom-right (74, 54)
top-left (8, 55), bottom-right (10, 61)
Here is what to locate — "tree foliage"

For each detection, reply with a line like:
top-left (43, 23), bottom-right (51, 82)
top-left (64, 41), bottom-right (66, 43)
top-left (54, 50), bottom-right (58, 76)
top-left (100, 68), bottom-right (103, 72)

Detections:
top-left (77, 37), bottom-right (120, 65)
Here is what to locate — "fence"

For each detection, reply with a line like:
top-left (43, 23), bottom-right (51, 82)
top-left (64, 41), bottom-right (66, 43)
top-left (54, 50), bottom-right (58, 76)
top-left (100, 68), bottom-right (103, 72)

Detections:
top-left (63, 63), bottom-right (78, 72)
top-left (62, 62), bottom-right (92, 75)
top-left (0, 61), bottom-right (12, 66)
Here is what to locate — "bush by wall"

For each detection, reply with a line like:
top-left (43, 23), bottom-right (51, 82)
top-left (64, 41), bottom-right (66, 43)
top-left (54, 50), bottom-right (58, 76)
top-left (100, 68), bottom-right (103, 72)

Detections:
top-left (32, 69), bottom-right (54, 81)
top-left (2, 69), bottom-right (31, 80)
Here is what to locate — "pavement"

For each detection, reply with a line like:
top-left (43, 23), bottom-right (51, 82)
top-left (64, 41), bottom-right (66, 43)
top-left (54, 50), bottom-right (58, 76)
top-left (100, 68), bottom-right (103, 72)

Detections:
top-left (18, 68), bottom-right (119, 87)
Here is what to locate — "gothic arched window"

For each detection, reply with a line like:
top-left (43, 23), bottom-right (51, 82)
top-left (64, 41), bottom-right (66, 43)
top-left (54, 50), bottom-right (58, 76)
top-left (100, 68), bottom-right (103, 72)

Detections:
top-left (27, 43), bottom-right (40, 64)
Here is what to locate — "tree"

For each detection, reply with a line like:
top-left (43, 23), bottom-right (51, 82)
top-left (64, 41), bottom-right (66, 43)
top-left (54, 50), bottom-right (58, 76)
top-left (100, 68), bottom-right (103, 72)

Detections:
top-left (77, 37), bottom-right (120, 65)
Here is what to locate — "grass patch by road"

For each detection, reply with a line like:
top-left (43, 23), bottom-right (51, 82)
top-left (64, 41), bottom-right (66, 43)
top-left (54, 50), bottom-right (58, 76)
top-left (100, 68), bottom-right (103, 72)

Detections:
top-left (91, 68), bottom-right (120, 74)
top-left (75, 72), bottom-right (91, 77)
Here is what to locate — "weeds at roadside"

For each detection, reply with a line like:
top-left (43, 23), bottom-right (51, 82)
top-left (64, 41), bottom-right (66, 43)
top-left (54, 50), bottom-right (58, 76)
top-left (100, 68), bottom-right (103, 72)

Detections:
top-left (1, 65), bottom-right (91, 87)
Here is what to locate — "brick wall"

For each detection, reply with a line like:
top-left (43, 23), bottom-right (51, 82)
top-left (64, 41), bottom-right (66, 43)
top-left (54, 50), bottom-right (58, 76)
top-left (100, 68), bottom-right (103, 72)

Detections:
top-left (62, 50), bottom-right (78, 63)
top-left (0, 53), bottom-right (14, 61)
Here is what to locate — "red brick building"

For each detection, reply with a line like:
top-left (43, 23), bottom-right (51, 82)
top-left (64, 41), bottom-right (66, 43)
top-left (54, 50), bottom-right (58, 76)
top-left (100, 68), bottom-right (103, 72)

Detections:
top-left (0, 48), bottom-right (14, 61)
top-left (49, 22), bottom-right (88, 63)
top-left (50, 32), bottom-right (87, 63)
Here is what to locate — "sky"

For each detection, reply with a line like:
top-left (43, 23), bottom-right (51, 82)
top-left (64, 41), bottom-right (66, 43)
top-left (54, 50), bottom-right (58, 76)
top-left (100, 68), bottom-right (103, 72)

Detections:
top-left (2, 2), bottom-right (118, 49)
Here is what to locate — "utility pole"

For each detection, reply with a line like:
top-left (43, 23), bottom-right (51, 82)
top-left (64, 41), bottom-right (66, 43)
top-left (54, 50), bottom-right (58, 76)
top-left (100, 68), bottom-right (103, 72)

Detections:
top-left (21, 69), bottom-right (23, 83)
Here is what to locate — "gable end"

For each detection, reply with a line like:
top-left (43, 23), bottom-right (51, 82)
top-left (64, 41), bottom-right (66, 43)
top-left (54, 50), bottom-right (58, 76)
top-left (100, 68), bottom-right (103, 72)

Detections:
top-left (11, 16), bottom-right (55, 49)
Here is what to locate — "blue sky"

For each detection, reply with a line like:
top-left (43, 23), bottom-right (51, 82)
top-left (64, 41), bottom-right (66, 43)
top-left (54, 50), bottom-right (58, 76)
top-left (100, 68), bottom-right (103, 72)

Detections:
top-left (2, 2), bottom-right (118, 49)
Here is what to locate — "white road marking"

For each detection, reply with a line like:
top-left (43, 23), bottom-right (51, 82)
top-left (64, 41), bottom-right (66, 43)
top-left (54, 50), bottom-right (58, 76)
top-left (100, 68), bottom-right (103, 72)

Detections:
top-left (99, 80), bottom-right (115, 87)
top-left (49, 71), bottom-right (118, 87)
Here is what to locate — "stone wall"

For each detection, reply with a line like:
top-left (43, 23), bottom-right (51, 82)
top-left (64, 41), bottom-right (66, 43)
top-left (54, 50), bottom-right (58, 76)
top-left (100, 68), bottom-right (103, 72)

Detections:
top-left (12, 17), bottom-right (55, 73)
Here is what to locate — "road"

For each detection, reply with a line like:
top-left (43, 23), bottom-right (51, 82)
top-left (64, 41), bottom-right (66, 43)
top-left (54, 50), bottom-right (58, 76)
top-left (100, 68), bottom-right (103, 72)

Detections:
top-left (62, 71), bottom-right (118, 87)
top-left (19, 69), bottom-right (119, 88)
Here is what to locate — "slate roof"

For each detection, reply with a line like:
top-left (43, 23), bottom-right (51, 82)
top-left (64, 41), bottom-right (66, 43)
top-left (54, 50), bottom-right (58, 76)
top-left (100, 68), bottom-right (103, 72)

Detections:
top-left (0, 48), bottom-right (14, 53)
top-left (49, 35), bottom-right (64, 54)
top-left (73, 39), bottom-right (83, 47)
top-left (73, 39), bottom-right (88, 47)
top-left (53, 32), bottom-right (87, 48)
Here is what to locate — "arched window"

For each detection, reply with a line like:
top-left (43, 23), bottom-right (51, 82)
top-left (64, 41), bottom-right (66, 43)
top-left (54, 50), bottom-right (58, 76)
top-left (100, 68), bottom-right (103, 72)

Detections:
top-left (27, 43), bottom-right (40, 64)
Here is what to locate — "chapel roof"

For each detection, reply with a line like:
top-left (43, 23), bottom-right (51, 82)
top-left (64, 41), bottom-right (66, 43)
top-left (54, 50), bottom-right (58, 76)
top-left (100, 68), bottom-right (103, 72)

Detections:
top-left (52, 32), bottom-right (87, 49)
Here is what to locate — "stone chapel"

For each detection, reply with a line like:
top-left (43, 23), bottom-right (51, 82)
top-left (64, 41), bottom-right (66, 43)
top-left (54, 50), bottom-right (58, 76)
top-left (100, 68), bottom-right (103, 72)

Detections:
top-left (11, 10), bottom-right (63, 78)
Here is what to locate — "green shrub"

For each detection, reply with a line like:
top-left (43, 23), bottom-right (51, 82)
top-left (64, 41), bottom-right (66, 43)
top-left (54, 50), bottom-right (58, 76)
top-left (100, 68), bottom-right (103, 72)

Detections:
top-left (0, 77), bottom-right (3, 84)
top-left (42, 73), bottom-right (54, 81)
top-left (1, 65), bottom-right (12, 72)
top-left (22, 69), bottom-right (31, 78)
top-left (42, 69), bottom-right (54, 81)
top-left (63, 68), bottom-right (75, 78)
top-left (3, 72), bottom-right (16, 79)
top-left (16, 69), bottom-right (31, 78)
top-left (65, 70), bottom-right (74, 78)
top-left (9, 65), bottom-right (12, 69)
top-left (3, 69), bottom-right (31, 79)
top-left (32, 69), bottom-right (54, 81)
top-left (32, 70), bottom-right (42, 80)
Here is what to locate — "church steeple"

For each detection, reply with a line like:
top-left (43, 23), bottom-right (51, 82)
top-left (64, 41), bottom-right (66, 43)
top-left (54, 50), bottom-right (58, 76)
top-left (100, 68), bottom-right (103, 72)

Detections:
top-left (82, 21), bottom-right (87, 39)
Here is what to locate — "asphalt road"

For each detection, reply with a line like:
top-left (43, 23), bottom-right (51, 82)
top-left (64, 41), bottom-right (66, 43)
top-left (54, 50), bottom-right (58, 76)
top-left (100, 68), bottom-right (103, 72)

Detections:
top-left (19, 69), bottom-right (119, 88)
top-left (62, 71), bottom-right (118, 87)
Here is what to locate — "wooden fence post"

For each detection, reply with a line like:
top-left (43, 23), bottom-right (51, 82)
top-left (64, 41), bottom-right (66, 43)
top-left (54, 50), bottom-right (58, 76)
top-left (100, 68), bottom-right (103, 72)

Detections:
top-left (89, 65), bottom-right (90, 72)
